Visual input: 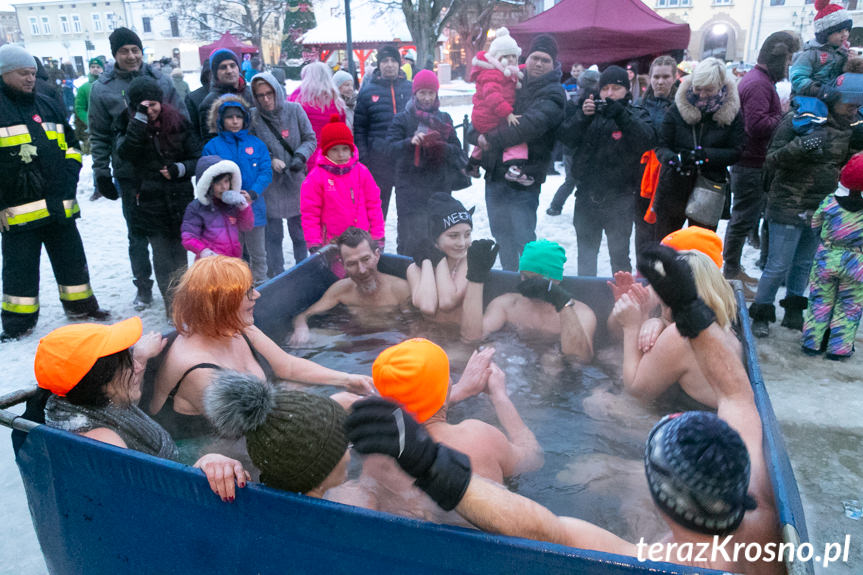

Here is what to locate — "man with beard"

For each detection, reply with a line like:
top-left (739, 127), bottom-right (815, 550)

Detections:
top-left (289, 227), bottom-right (411, 346)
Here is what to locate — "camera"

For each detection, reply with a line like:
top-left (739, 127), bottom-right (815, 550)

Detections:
top-left (594, 99), bottom-right (608, 115)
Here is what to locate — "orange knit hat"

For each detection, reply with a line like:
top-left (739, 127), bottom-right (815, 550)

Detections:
top-left (34, 317), bottom-right (143, 396)
top-left (372, 338), bottom-right (450, 423)
top-left (661, 227), bottom-right (723, 269)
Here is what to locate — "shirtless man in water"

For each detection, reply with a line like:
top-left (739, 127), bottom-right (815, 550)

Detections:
top-left (289, 227), bottom-right (411, 346)
top-left (347, 244), bottom-right (782, 575)
top-left (328, 338), bottom-right (543, 524)
top-left (461, 239), bottom-right (596, 362)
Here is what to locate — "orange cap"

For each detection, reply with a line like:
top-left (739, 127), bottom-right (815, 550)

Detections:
top-left (34, 317), bottom-right (143, 396)
top-left (661, 227), bottom-right (723, 269)
top-left (372, 338), bottom-right (450, 423)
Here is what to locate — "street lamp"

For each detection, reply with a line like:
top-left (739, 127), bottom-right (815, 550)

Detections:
top-left (792, 8), bottom-right (813, 37)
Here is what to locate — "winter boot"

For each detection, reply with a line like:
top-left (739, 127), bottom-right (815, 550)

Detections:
top-left (133, 286), bottom-right (153, 311)
top-left (779, 294), bottom-right (808, 331)
top-left (748, 303), bottom-right (775, 338)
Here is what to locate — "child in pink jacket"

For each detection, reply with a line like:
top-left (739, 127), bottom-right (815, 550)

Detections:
top-left (181, 155), bottom-right (255, 259)
top-left (301, 116), bottom-right (385, 252)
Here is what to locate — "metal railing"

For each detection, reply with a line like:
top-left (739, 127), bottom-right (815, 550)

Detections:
top-left (0, 386), bottom-right (39, 432)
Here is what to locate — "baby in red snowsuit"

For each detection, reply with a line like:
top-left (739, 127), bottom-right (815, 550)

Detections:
top-left (468, 27), bottom-right (532, 186)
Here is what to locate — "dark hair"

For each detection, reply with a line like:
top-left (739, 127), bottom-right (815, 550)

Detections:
top-left (335, 226), bottom-right (377, 251)
top-left (200, 58), bottom-right (211, 87)
top-left (213, 172), bottom-right (232, 185)
top-left (64, 349), bottom-right (135, 408)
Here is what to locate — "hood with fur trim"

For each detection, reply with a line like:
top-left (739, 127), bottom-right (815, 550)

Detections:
top-left (207, 93), bottom-right (252, 135)
top-left (470, 50), bottom-right (523, 88)
top-left (674, 75), bottom-right (740, 127)
top-left (193, 159), bottom-right (243, 205)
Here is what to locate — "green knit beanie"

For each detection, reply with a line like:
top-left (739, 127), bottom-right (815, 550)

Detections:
top-left (518, 239), bottom-right (566, 281)
top-left (204, 371), bottom-right (348, 494)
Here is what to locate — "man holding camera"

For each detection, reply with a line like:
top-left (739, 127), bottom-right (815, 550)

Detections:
top-left (559, 65), bottom-right (655, 276)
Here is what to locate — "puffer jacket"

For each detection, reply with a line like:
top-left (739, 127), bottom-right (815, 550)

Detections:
top-left (287, 86), bottom-right (345, 170)
top-left (250, 72), bottom-right (317, 220)
top-left (0, 80), bottom-right (82, 233)
top-left (469, 50), bottom-right (521, 133)
top-left (116, 104), bottom-right (200, 237)
top-left (480, 63), bottom-right (565, 184)
top-left (559, 99), bottom-right (655, 201)
top-left (180, 160), bottom-right (254, 257)
top-left (202, 94), bottom-right (272, 227)
top-left (387, 101), bottom-right (463, 212)
top-left (353, 69), bottom-right (412, 172)
top-left (765, 111), bottom-right (855, 226)
top-left (655, 75), bottom-right (745, 205)
top-left (641, 90), bottom-right (675, 127)
top-left (300, 150), bottom-right (384, 247)
top-left (89, 63), bottom-right (184, 182)
top-left (790, 40), bottom-right (848, 97)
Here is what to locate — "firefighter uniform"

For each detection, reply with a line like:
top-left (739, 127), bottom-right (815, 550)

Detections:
top-left (0, 76), bottom-right (105, 339)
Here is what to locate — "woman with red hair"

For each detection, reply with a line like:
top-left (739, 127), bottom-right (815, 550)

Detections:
top-left (149, 256), bottom-right (374, 439)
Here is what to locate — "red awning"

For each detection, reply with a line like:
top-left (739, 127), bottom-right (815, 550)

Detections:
top-left (509, 0), bottom-right (690, 66)
top-left (198, 32), bottom-right (258, 65)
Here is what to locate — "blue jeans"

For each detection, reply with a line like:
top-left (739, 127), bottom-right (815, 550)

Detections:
top-left (485, 179), bottom-right (539, 271)
top-left (754, 220), bottom-right (820, 305)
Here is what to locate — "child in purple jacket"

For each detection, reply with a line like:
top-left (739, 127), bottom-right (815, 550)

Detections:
top-left (181, 155), bottom-right (254, 259)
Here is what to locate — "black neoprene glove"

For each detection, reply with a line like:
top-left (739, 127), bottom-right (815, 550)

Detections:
top-left (412, 243), bottom-right (445, 267)
top-left (289, 154), bottom-right (306, 172)
top-left (466, 239), bottom-right (499, 283)
top-left (95, 174), bottom-right (119, 200)
top-left (688, 147), bottom-right (707, 166)
top-left (517, 276), bottom-right (573, 311)
top-left (346, 397), bottom-right (472, 511)
top-left (636, 245), bottom-right (716, 338)
top-left (133, 103), bottom-right (149, 123)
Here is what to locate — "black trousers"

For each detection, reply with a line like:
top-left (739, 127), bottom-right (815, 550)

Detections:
top-left (573, 193), bottom-right (634, 276)
top-left (1, 222), bottom-right (100, 336)
top-left (117, 178), bottom-right (154, 293)
top-left (368, 164), bottom-right (396, 220)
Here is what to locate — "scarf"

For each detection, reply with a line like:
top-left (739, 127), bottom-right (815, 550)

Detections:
top-left (320, 161), bottom-right (354, 176)
top-left (407, 99), bottom-right (454, 140)
top-left (686, 85), bottom-right (727, 115)
top-left (45, 395), bottom-right (179, 460)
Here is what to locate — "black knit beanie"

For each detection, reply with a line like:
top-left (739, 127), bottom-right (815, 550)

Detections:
top-left (109, 27), bottom-right (142, 57)
top-left (210, 49), bottom-right (240, 77)
top-left (204, 371), bottom-right (348, 494)
top-left (644, 411), bottom-right (757, 535)
top-left (599, 65), bottom-right (630, 91)
top-left (127, 76), bottom-right (163, 110)
top-left (527, 34), bottom-right (558, 63)
top-left (377, 44), bottom-right (401, 65)
top-left (427, 192), bottom-right (473, 240)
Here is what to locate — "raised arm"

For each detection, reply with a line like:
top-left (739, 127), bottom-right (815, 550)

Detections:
top-left (484, 363), bottom-right (543, 475)
top-left (288, 283), bottom-right (345, 346)
top-left (434, 257), bottom-right (467, 311)
top-left (407, 260), bottom-right (439, 317)
top-left (460, 240), bottom-right (500, 342)
top-left (560, 300), bottom-right (596, 362)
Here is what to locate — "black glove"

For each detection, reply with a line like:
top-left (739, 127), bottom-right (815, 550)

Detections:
top-left (133, 103), bottom-right (149, 123)
top-left (603, 98), bottom-right (625, 119)
top-left (166, 163), bottom-right (182, 180)
top-left (346, 397), bottom-right (472, 511)
top-left (412, 243), bottom-right (445, 267)
top-left (517, 276), bottom-right (573, 311)
top-left (636, 245), bottom-right (716, 338)
top-left (800, 133), bottom-right (823, 154)
top-left (688, 146), bottom-right (707, 167)
top-left (465, 239), bottom-right (498, 283)
top-left (95, 174), bottom-right (119, 200)
top-left (245, 189), bottom-right (258, 202)
top-left (289, 154), bottom-right (306, 172)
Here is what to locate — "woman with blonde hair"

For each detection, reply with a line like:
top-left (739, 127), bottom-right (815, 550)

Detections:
top-left (654, 57), bottom-right (745, 238)
top-left (611, 244), bottom-right (741, 408)
top-left (289, 62), bottom-right (347, 169)
top-left (148, 256), bottom-right (374, 439)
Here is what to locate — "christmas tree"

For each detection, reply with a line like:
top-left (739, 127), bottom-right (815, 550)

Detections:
top-left (282, 0), bottom-right (317, 60)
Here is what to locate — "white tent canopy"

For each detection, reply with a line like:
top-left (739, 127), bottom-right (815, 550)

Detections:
top-left (299, 0), bottom-right (412, 46)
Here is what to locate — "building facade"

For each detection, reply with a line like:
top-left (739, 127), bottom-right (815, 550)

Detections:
top-left (751, 0), bottom-right (863, 60)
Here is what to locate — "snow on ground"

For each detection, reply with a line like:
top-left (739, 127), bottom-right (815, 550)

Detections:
top-left (1, 103), bottom-right (861, 573)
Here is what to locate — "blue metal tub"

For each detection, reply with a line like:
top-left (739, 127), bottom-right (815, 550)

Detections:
top-left (1, 251), bottom-right (812, 575)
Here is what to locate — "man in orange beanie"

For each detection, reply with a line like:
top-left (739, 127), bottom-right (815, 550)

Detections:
top-left (327, 336), bottom-right (543, 524)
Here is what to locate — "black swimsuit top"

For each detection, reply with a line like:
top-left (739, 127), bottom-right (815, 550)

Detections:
top-left (153, 333), bottom-right (276, 440)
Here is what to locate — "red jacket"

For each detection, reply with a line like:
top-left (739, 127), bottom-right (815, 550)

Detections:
top-left (469, 51), bottom-right (521, 133)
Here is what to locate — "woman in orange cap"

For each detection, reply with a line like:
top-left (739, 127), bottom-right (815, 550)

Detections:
top-left (34, 317), bottom-right (250, 502)
top-left (149, 256), bottom-right (374, 440)
top-left (608, 249), bottom-right (741, 408)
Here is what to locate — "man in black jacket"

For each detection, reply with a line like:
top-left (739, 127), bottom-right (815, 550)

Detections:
top-left (474, 34), bottom-right (565, 271)
top-left (559, 65), bottom-right (655, 276)
top-left (0, 45), bottom-right (108, 340)
top-left (354, 45), bottom-right (412, 221)
top-left (186, 58), bottom-right (211, 141)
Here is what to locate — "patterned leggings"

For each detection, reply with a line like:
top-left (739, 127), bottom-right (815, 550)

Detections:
top-left (802, 247), bottom-right (863, 357)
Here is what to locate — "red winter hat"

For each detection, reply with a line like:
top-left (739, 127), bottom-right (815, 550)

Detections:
top-left (320, 114), bottom-right (354, 154)
top-left (412, 69), bottom-right (439, 94)
top-left (814, 0), bottom-right (852, 43)
top-left (839, 152), bottom-right (863, 191)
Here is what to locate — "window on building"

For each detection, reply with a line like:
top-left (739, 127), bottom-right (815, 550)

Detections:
top-left (770, 0), bottom-right (784, 5)
top-left (29, 16), bottom-right (39, 35)
top-left (199, 15), bottom-right (208, 31)
top-left (92, 13), bottom-right (102, 32)
top-left (60, 15), bottom-right (70, 33)
top-left (41, 16), bottom-right (51, 34)
top-left (105, 12), bottom-right (115, 30)
top-left (713, 0), bottom-right (732, 4)
top-left (72, 14), bottom-right (82, 32)
top-left (656, 0), bottom-right (691, 7)
top-left (847, 0), bottom-right (858, 9)
top-left (170, 15), bottom-right (179, 37)
top-left (142, 16), bottom-right (151, 33)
